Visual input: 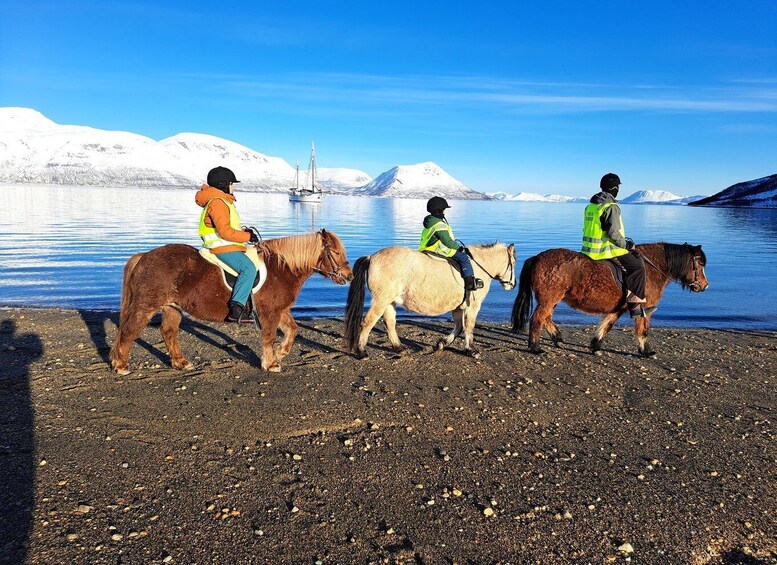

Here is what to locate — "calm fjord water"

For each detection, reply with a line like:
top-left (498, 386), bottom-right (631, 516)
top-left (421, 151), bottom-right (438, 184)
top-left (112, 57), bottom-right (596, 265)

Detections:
top-left (2, 184), bottom-right (775, 330)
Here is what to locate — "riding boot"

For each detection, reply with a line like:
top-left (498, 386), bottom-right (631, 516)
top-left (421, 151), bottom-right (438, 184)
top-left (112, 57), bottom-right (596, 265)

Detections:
top-left (463, 276), bottom-right (484, 291)
top-left (226, 300), bottom-right (245, 323)
top-left (629, 304), bottom-right (657, 319)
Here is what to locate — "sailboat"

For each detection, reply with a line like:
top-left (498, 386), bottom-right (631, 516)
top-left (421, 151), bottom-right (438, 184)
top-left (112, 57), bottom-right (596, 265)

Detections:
top-left (289, 142), bottom-right (323, 203)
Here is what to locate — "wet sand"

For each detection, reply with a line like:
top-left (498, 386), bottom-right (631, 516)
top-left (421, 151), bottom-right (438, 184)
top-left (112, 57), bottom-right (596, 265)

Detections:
top-left (0, 308), bottom-right (775, 564)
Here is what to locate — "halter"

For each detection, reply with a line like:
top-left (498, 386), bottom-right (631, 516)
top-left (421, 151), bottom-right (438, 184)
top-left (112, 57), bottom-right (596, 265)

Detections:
top-left (468, 245), bottom-right (515, 288)
top-left (313, 231), bottom-right (351, 283)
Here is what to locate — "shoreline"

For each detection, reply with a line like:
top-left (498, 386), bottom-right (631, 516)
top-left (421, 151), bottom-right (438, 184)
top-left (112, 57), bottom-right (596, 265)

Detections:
top-left (1, 308), bottom-right (775, 563)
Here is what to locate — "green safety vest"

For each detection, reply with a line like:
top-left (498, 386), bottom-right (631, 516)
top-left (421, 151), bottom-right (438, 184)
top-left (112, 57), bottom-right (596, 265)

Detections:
top-left (581, 202), bottom-right (629, 260)
top-left (419, 220), bottom-right (457, 257)
top-left (198, 197), bottom-right (244, 250)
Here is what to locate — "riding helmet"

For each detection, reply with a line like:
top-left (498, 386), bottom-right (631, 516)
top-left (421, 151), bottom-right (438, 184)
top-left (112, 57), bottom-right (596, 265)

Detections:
top-left (426, 196), bottom-right (451, 213)
top-left (207, 166), bottom-right (240, 192)
top-left (600, 173), bottom-right (621, 192)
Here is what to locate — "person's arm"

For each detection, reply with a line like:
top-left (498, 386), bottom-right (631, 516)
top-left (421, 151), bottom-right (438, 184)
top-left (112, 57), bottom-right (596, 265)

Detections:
top-left (209, 200), bottom-right (251, 243)
top-left (600, 205), bottom-right (628, 248)
top-left (435, 225), bottom-right (461, 251)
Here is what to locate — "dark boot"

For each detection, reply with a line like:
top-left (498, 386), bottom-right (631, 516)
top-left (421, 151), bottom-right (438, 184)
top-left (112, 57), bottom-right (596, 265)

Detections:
top-left (629, 305), bottom-right (657, 319)
top-left (226, 300), bottom-right (245, 323)
top-left (463, 276), bottom-right (485, 291)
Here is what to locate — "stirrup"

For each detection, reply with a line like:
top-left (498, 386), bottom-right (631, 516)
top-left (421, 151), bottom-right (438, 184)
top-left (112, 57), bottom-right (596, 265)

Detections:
top-left (629, 305), bottom-right (657, 319)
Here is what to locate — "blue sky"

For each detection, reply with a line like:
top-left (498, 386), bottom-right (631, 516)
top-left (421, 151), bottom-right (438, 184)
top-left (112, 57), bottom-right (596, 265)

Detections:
top-left (1, 0), bottom-right (776, 196)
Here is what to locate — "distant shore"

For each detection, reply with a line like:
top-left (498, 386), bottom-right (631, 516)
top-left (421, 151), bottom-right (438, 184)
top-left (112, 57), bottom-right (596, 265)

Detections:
top-left (1, 308), bottom-right (775, 563)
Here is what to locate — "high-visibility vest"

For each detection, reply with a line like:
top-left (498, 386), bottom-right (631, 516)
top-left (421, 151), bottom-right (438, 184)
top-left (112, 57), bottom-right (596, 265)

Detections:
top-left (198, 197), bottom-right (244, 250)
top-left (419, 219), bottom-right (457, 257)
top-left (581, 202), bottom-right (629, 260)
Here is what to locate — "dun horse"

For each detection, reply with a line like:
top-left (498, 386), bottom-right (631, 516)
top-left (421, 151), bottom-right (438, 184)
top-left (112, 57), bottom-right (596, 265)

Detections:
top-left (345, 243), bottom-right (516, 358)
top-left (110, 230), bottom-right (352, 374)
top-left (511, 242), bottom-right (708, 357)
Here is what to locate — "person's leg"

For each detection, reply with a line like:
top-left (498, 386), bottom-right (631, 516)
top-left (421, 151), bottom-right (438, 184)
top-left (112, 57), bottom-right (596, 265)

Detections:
top-left (217, 251), bottom-right (258, 320)
top-left (619, 252), bottom-right (646, 301)
top-left (452, 250), bottom-right (475, 279)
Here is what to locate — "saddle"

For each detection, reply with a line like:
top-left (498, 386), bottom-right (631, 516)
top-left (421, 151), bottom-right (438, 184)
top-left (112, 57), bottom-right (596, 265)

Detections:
top-left (199, 246), bottom-right (268, 294)
top-left (421, 251), bottom-right (483, 306)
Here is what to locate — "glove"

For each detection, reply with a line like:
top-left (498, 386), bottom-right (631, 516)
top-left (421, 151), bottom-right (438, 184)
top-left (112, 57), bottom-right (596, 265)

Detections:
top-left (244, 227), bottom-right (260, 244)
top-left (625, 238), bottom-right (636, 250)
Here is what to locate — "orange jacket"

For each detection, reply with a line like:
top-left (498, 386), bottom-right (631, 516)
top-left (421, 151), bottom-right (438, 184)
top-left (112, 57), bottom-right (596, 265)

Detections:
top-left (195, 185), bottom-right (251, 254)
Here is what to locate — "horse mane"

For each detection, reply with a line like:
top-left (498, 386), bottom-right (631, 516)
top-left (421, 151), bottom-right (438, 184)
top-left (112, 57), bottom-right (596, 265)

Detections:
top-left (262, 232), bottom-right (322, 274)
top-left (470, 241), bottom-right (501, 249)
top-left (662, 242), bottom-right (706, 288)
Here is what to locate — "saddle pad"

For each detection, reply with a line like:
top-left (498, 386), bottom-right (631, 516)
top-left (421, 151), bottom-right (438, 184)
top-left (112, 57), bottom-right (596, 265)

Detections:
top-left (606, 259), bottom-right (625, 289)
top-left (420, 251), bottom-right (463, 273)
top-left (199, 246), bottom-right (268, 293)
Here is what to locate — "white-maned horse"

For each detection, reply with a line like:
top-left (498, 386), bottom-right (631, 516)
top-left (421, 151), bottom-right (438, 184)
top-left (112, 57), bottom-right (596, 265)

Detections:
top-left (344, 243), bottom-right (516, 358)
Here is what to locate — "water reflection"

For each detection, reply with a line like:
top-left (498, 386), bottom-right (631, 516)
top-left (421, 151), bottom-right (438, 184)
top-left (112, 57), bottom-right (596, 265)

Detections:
top-left (1, 184), bottom-right (775, 330)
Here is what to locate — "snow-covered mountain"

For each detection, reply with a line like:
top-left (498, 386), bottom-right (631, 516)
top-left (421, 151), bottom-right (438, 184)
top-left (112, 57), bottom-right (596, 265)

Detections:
top-left (317, 167), bottom-right (373, 193)
top-left (620, 190), bottom-right (708, 205)
top-left (1, 107), bottom-right (481, 198)
top-left (488, 191), bottom-right (586, 203)
top-left (354, 162), bottom-right (487, 199)
top-left (688, 174), bottom-right (777, 208)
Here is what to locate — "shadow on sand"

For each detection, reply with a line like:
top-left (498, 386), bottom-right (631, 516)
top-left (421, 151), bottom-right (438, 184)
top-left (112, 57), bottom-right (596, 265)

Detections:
top-left (0, 318), bottom-right (43, 562)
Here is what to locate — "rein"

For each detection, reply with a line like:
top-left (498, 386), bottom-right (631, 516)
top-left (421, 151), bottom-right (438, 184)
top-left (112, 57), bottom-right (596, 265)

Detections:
top-left (641, 248), bottom-right (702, 291)
top-left (468, 246), bottom-right (515, 287)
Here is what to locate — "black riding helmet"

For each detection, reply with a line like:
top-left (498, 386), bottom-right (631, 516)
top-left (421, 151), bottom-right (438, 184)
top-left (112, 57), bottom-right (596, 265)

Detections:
top-left (426, 196), bottom-right (450, 214)
top-left (207, 166), bottom-right (240, 192)
top-left (600, 173), bottom-right (621, 195)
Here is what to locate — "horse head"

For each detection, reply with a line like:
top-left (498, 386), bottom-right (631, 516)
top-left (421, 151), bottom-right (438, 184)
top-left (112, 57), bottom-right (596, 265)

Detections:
top-left (315, 229), bottom-right (353, 285)
top-left (665, 243), bottom-right (709, 292)
top-left (470, 242), bottom-right (516, 290)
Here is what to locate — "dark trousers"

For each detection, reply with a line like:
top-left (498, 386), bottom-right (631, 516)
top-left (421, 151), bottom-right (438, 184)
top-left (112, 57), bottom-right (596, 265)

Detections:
top-left (452, 250), bottom-right (475, 278)
top-left (618, 251), bottom-right (646, 300)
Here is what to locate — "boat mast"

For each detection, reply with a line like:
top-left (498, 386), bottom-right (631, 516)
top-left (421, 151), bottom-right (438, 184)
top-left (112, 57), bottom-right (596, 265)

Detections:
top-left (295, 159), bottom-right (300, 190)
top-left (310, 141), bottom-right (317, 193)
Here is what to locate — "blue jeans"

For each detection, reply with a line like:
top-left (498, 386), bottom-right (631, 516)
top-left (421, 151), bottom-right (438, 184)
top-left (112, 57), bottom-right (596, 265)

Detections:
top-left (452, 249), bottom-right (474, 278)
top-left (217, 251), bottom-right (258, 306)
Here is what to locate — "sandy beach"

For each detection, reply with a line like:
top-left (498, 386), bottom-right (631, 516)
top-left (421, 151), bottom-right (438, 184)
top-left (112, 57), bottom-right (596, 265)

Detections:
top-left (1, 308), bottom-right (774, 564)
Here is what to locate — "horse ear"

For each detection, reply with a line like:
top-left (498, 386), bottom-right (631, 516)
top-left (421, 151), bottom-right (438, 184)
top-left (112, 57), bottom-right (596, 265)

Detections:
top-left (320, 228), bottom-right (328, 239)
top-left (508, 243), bottom-right (515, 253)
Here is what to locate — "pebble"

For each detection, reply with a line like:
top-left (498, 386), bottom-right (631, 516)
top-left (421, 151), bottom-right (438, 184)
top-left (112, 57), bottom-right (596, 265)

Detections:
top-left (76, 504), bottom-right (92, 514)
top-left (563, 510), bottom-right (573, 520)
top-left (618, 542), bottom-right (634, 554)
top-left (66, 533), bottom-right (79, 541)
top-left (483, 507), bottom-right (495, 517)
top-left (111, 534), bottom-right (123, 541)
top-left (163, 556), bottom-right (173, 563)
top-left (292, 454), bottom-right (302, 461)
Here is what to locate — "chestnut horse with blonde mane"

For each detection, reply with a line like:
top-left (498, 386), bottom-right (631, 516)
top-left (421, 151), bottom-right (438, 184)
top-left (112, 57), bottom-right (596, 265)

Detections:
top-left (510, 242), bottom-right (708, 357)
top-left (110, 229), bottom-right (352, 374)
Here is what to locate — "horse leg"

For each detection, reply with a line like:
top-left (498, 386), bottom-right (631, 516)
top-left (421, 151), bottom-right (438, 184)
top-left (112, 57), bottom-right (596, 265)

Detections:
top-left (635, 315), bottom-right (656, 358)
top-left (437, 309), bottom-right (464, 351)
top-left (160, 306), bottom-right (193, 371)
top-left (355, 301), bottom-right (389, 359)
top-left (382, 304), bottom-right (406, 353)
top-left (462, 305), bottom-right (483, 359)
top-left (590, 312), bottom-right (623, 353)
top-left (259, 310), bottom-right (282, 372)
top-left (110, 308), bottom-right (156, 375)
top-left (528, 302), bottom-right (555, 354)
top-left (276, 309), bottom-right (298, 361)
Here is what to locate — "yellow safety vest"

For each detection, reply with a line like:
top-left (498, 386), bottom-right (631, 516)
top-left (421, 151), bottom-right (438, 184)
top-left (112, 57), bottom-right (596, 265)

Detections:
top-left (419, 220), bottom-right (457, 257)
top-left (198, 197), bottom-right (244, 250)
top-left (581, 202), bottom-right (629, 260)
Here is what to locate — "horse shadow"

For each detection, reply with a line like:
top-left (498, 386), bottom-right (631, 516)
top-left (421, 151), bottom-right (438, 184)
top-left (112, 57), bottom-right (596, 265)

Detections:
top-left (77, 310), bottom-right (262, 370)
top-left (0, 318), bottom-right (43, 563)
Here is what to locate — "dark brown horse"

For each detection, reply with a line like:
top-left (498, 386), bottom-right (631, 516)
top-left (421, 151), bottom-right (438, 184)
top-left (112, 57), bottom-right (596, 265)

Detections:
top-left (510, 243), bottom-right (708, 357)
top-left (110, 229), bottom-right (353, 374)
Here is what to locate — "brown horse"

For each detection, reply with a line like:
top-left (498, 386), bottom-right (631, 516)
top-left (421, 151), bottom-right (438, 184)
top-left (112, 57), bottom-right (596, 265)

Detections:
top-left (110, 229), bottom-right (353, 374)
top-left (510, 243), bottom-right (708, 357)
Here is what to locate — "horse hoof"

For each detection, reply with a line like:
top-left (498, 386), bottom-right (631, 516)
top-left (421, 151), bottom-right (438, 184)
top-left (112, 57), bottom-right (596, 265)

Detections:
top-left (529, 345), bottom-right (545, 355)
top-left (354, 350), bottom-right (368, 360)
top-left (114, 365), bottom-right (131, 376)
top-left (265, 364), bottom-right (282, 373)
top-left (467, 349), bottom-right (481, 360)
top-left (436, 340), bottom-right (446, 351)
top-left (172, 359), bottom-right (193, 371)
top-left (640, 348), bottom-right (656, 358)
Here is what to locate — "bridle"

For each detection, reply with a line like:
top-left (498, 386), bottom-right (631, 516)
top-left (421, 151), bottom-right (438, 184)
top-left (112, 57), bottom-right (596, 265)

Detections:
top-left (314, 231), bottom-right (351, 283)
top-left (468, 245), bottom-right (516, 288)
top-left (642, 249), bottom-right (703, 291)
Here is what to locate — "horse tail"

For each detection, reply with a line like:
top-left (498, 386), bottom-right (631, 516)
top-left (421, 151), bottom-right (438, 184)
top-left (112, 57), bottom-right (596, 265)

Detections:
top-left (510, 255), bottom-right (537, 333)
top-left (344, 255), bottom-right (370, 351)
top-left (118, 252), bottom-right (144, 328)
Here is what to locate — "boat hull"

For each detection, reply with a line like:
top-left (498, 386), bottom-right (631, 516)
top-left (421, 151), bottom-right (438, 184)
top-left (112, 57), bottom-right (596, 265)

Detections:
top-left (289, 192), bottom-right (322, 203)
